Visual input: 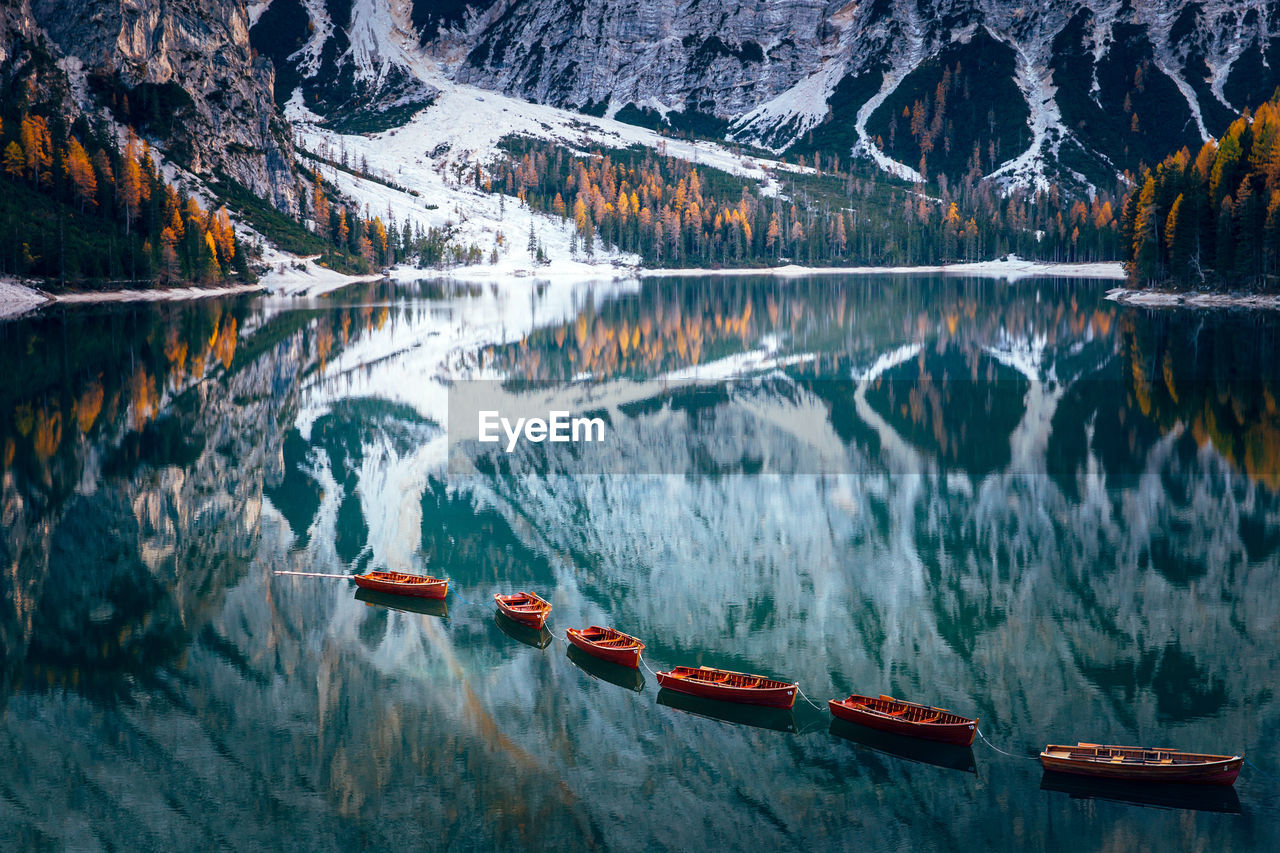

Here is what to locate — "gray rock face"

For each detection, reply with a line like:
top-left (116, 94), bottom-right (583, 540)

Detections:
top-left (454, 0), bottom-right (833, 117)
top-left (8, 0), bottom-right (299, 211)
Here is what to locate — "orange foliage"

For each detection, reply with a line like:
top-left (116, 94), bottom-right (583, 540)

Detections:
top-left (73, 381), bottom-right (104, 433)
top-left (32, 407), bottom-right (61, 460)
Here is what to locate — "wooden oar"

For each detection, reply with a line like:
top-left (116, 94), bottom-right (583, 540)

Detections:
top-left (273, 571), bottom-right (353, 579)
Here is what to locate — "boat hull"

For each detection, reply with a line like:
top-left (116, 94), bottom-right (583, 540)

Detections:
top-left (655, 669), bottom-right (797, 709)
top-left (1039, 745), bottom-right (1243, 785)
top-left (566, 645), bottom-right (646, 692)
top-left (829, 719), bottom-right (977, 774)
top-left (829, 697), bottom-right (977, 746)
top-left (1040, 772), bottom-right (1242, 814)
top-left (494, 593), bottom-right (551, 629)
top-left (658, 688), bottom-right (796, 732)
top-left (495, 612), bottom-right (553, 648)
top-left (565, 627), bottom-right (643, 669)
top-left (355, 588), bottom-right (450, 618)
top-left (353, 572), bottom-right (448, 599)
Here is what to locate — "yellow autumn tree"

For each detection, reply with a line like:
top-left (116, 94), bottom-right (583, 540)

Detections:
top-left (121, 130), bottom-right (145, 233)
top-left (20, 116), bottom-right (52, 185)
top-left (312, 183), bottom-right (330, 236)
top-left (3, 140), bottom-right (24, 180)
top-left (65, 138), bottom-right (98, 210)
top-left (210, 206), bottom-right (236, 263)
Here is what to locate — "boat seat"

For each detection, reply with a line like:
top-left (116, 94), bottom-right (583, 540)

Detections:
top-left (918, 714), bottom-right (940, 723)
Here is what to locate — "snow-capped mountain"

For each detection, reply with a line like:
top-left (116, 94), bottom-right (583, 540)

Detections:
top-left (3, 0), bottom-right (1275, 241)
top-left (251, 0), bottom-right (1280, 191)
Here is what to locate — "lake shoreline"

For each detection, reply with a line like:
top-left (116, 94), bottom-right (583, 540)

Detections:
top-left (0, 276), bottom-right (266, 318)
top-left (2, 257), bottom-right (1129, 318)
top-left (403, 255), bottom-right (1128, 285)
top-left (638, 257), bottom-right (1127, 282)
top-left (1107, 287), bottom-right (1280, 310)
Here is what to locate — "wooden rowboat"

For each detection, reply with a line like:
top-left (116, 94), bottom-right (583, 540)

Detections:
top-left (828, 693), bottom-right (978, 746)
top-left (1039, 743), bottom-right (1243, 785)
top-left (353, 570), bottom-right (448, 599)
top-left (655, 665), bottom-right (798, 709)
top-left (565, 625), bottom-right (645, 669)
top-left (493, 591), bottom-right (552, 629)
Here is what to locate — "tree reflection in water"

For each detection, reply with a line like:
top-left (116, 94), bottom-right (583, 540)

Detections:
top-left (0, 276), bottom-right (1276, 851)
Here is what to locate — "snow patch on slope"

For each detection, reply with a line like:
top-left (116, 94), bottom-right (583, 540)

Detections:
top-left (852, 27), bottom-right (927, 183)
top-left (730, 58), bottom-right (847, 152)
top-left (343, 0), bottom-right (431, 89)
top-left (281, 62), bottom-right (831, 275)
top-left (983, 37), bottom-right (1069, 193)
top-left (293, 0), bottom-right (335, 78)
top-left (246, 1), bottom-right (271, 28)
top-left (290, 93), bottom-right (640, 278)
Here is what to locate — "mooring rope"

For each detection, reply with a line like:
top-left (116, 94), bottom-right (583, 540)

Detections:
top-left (793, 684), bottom-right (827, 713)
top-left (1245, 757), bottom-right (1279, 783)
top-left (975, 728), bottom-right (1038, 761)
top-left (638, 655), bottom-right (660, 678)
top-left (450, 589), bottom-right (478, 607)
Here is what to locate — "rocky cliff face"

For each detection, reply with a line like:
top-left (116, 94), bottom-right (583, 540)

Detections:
top-left (2, 0), bottom-right (299, 211)
top-left (253, 0), bottom-right (1280, 191)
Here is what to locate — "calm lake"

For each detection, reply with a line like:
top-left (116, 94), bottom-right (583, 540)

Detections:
top-left (0, 275), bottom-right (1277, 851)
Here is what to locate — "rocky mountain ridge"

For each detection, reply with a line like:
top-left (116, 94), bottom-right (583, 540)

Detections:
top-left (251, 0), bottom-right (1280, 191)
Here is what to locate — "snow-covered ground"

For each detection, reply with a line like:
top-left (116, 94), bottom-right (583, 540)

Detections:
top-left (277, 53), bottom-right (866, 288)
top-left (283, 65), bottom-right (809, 287)
top-left (257, 255), bottom-right (385, 297)
top-left (0, 279), bottom-right (50, 319)
top-left (52, 283), bottom-right (265, 303)
top-left (286, 64), bottom-right (1134, 290)
top-left (1107, 287), bottom-right (1280, 310)
top-left (0, 275), bottom-right (260, 313)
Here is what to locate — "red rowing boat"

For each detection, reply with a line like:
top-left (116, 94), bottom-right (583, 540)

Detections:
top-left (493, 591), bottom-right (552, 628)
top-left (655, 665), bottom-right (798, 709)
top-left (1039, 743), bottom-right (1243, 785)
top-left (565, 626), bottom-right (645, 669)
top-left (353, 570), bottom-right (449, 599)
top-left (828, 694), bottom-right (978, 745)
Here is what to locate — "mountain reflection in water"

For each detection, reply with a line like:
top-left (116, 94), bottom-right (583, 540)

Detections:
top-left (0, 275), bottom-right (1277, 851)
